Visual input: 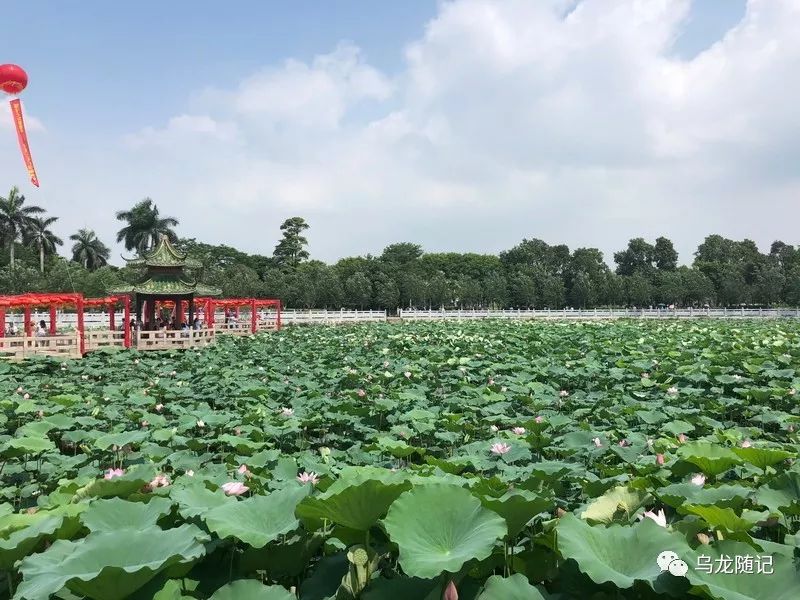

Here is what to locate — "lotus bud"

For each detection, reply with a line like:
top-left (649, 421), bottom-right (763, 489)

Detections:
top-left (556, 507), bottom-right (567, 518)
top-left (443, 580), bottom-right (458, 600)
top-left (696, 533), bottom-right (711, 545)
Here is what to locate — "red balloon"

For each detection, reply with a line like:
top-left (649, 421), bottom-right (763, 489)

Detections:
top-left (0, 64), bottom-right (28, 95)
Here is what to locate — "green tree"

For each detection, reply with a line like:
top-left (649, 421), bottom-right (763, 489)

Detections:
top-left (373, 272), bottom-right (399, 310)
top-left (653, 237), bottom-right (678, 271)
top-left (0, 186), bottom-right (45, 267)
top-left (273, 217), bottom-right (310, 268)
top-left (508, 272), bottom-right (536, 308)
top-left (381, 243), bottom-right (423, 265)
top-left (614, 238), bottom-right (655, 277)
top-left (345, 272), bottom-right (372, 309)
top-left (457, 277), bottom-right (483, 308)
top-left (624, 274), bottom-right (652, 306)
top-left (115, 198), bottom-right (179, 254)
top-left (24, 216), bottom-right (63, 273)
top-left (70, 229), bottom-right (111, 271)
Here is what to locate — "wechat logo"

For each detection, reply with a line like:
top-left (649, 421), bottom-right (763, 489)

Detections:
top-left (657, 551), bottom-right (689, 577)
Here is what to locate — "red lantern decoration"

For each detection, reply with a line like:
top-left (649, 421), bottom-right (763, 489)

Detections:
top-left (0, 64), bottom-right (39, 187)
top-left (0, 64), bottom-right (28, 94)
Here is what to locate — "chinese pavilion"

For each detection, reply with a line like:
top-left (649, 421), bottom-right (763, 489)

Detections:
top-left (110, 234), bottom-right (221, 329)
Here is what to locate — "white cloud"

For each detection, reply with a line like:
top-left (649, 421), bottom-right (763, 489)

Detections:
top-left (5, 0), bottom-right (800, 266)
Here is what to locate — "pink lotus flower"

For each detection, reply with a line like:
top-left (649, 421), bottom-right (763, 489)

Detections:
top-left (383, 361), bottom-right (389, 368)
top-left (741, 439), bottom-right (752, 448)
top-left (639, 508), bottom-right (667, 528)
top-left (103, 468), bottom-right (125, 480)
top-left (237, 464), bottom-right (252, 477)
top-left (490, 442), bottom-right (511, 455)
top-left (81, 375), bottom-right (89, 380)
top-left (297, 471), bottom-right (319, 485)
top-left (280, 407), bottom-right (294, 417)
top-left (234, 427), bottom-right (241, 435)
top-left (559, 390), bottom-right (569, 397)
top-left (592, 437), bottom-right (602, 448)
top-left (357, 389), bottom-right (366, 398)
top-left (678, 433), bottom-right (687, 444)
top-left (618, 439), bottom-right (629, 447)
top-left (656, 453), bottom-right (665, 465)
top-left (512, 427), bottom-right (526, 435)
top-left (667, 387), bottom-right (678, 395)
top-left (221, 481), bottom-right (249, 496)
top-left (788, 388), bottom-right (796, 396)
top-left (155, 403), bottom-right (164, 412)
top-left (170, 370), bottom-right (177, 376)
top-left (488, 378), bottom-right (495, 386)
top-left (691, 473), bottom-right (706, 487)
top-left (490, 425), bottom-right (499, 433)
top-left (16, 386), bottom-right (23, 393)
top-left (23, 393), bottom-right (30, 400)
top-left (535, 416), bottom-right (544, 423)
top-left (37, 410), bottom-right (44, 418)
top-left (790, 425), bottom-right (796, 433)
top-left (196, 420), bottom-right (205, 428)
top-left (642, 373), bottom-right (650, 378)
top-left (148, 474), bottom-right (169, 489)
top-left (501, 386), bottom-right (507, 392)
top-left (404, 371), bottom-right (412, 379)
top-left (141, 420), bottom-right (149, 428)
top-left (444, 580), bottom-right (458, 600)
top-left (186, 469), bottom-right (195, 477)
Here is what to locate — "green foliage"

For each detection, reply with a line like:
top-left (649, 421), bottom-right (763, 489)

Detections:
top-left (0, 320), bottom-right (799, 597)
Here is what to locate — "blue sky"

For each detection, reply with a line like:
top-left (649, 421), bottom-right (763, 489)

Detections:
top-left (5, 0), bottom-right (797, 267)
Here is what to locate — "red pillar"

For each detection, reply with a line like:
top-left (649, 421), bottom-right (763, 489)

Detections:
top-left (123, 296), bottom-right (131, 348)
top-left (235, 305), bottom-right (240, 320)
top-left (0, 309), bottom-right (5, 337)
top-left (250, 299), bottom-right (257, 333)
top-left (76, 298), bottom-right (85, 354)
top-left (24, 305), bottom-right (32, 336)
top-left (277, 300), bottom-right (282, 330)
top-left (49, 305), bottom-right (57, 335)
top-left (176, 299), bottom-right (183, 325)
top-left (108, 303), bottom-right (115, 331)
top-left (209, 300), bottom-right (215, 327)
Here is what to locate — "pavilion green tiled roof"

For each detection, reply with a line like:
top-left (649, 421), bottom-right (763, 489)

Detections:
top-left (110, 234), bottom-right (221, 296)
top-left (124, 234), bottom-right (203, 269)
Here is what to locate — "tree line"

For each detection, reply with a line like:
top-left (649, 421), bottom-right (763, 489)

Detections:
top-left (1, 186), bottom-right (799, 310)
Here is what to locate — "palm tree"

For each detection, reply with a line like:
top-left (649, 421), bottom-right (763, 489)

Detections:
top-left (115, 198), bottom-right (179, 255)
top-left (70, 229), bottom-right (110, 271)
top-left (24, 216), bottom-right (63, 273)
top-left (0, 186), bottom-right (45, 266)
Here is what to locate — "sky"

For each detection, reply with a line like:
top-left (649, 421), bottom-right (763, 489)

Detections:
top-left (3, 0), bottom-right (797, 268)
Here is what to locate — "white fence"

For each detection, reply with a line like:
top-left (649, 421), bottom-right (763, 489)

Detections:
top-left (9, 307), bottom-right (800, 330)
top-left (280, 309), bottom-right (388, 324)
top-left (397, 308), bottom-right (800, 320)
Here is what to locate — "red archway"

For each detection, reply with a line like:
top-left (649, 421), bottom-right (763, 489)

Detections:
top-left (83, 295), bottom-right (132, 348)
top-left (0, 293), bottom-right (85, 355)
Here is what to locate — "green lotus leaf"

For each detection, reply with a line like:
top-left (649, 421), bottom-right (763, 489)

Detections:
top-left (15, 524), bottom-right (209, 600)
top-left (81, 497), bottom-right (173, 532)
top-left (684, 540), bottom-right (800, 600)
top-left (676, 443), bottom-right (742, 476)
top-left (383, 483), bottom-right (507, 578)
top-left (171, 484), bottom-right (234, 519)
top-left (556, 513), bottom-right (691, 589)
top-left (656, 483), bottom-right (752, 511)
top-left (579, 486), bottom-right (651, 525)
top-left (361, 576), bottom-right (441, 599)
top-left (2, 436), bottom-right (56, 457)
top-left (683, 505), bottom-right (760, 533)
top-left (73, 466), bottom-right (155, 501)
top-left (480, 490), bottom-right (554, 538)
top-left (755, 471), bottom-right (800, 516)
top-left (204, 485), bottom-right (310, 548)
top-left (296, 478), bottom-right (411, 531)
top-left (477, 574), bottom-right (546, 600)
top-left (93, 430), bottom-right (149, 450)
top-left (208, 580), bottom-right (295, 600)
top-left (0, 515), bottom-right (62, 570)
top-left (731, 447), bottom-right (794, 471)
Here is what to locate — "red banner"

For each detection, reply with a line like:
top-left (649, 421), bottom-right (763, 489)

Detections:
top-left (8, 98), bottom-right (39, 187)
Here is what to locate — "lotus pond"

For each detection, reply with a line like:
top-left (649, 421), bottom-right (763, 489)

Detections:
top-left (1, 320), bottom-right (800, 600)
